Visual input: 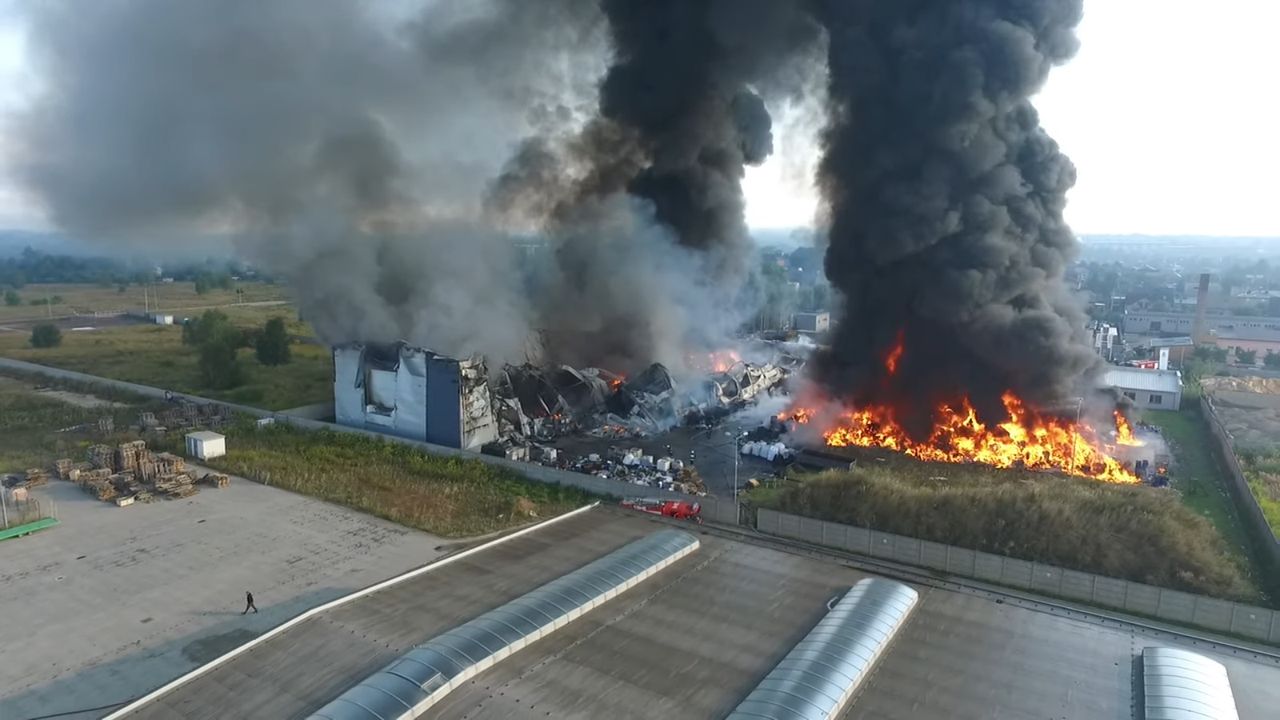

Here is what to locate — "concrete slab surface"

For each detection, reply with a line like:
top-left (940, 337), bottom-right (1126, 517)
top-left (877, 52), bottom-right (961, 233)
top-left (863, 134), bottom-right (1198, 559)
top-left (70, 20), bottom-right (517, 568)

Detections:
top-left (107, 508), bottom-right (1280, 720)
top-left (0, 474), bottom-right (446, 720)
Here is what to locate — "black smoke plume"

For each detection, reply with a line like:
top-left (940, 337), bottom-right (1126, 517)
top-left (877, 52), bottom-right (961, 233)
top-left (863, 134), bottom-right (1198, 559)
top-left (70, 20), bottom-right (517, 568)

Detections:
top-left (485, 0), bottom-right (823, 371)
top-left (810, 0), bottom-right (1095, 436)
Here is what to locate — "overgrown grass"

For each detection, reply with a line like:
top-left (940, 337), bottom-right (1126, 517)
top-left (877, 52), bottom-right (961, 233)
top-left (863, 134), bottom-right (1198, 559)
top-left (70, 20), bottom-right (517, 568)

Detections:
top-left (1237, 449), bottom-right (1280, 537)
top-left (0, 321), bottom-right (331, 410)
top-left (202, 422), bottom-right (592, 537)
top-left (0, 374), bottom-right (154, 471)
top-left (1142, 409), bottom-right (1257, 557)
top-left (754, 461), bottom-right (1258, 602)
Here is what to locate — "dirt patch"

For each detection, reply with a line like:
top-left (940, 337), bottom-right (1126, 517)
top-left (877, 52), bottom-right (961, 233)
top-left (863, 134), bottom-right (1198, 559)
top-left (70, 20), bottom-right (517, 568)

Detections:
top-left (34, 388), bottom-right (126, 409)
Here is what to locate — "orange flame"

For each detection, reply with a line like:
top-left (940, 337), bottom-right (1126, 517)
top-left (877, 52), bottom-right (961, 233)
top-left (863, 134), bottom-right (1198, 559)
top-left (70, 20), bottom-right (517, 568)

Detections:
top-left (1114, 410), bottom-right (1142, 446)
top-left (809, 392), bottom-right (1139, 484)
top-left (693, 349), bottom-right (742, 373)
top-left (885, 332), bottom-right (905, 376)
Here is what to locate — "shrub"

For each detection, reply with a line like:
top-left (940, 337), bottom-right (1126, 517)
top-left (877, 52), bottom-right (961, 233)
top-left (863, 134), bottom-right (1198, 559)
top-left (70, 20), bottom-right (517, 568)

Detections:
top-left (30, 323), bottom-right (62, 348)
top-left (255, 317), bottom-right (292, 366)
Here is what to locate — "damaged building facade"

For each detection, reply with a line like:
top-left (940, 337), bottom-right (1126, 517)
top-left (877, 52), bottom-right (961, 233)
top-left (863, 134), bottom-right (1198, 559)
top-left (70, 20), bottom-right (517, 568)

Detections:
top-left (334, 341), bottom-right (800, 452)
top-left (333, 343), bottom-right (500, 450)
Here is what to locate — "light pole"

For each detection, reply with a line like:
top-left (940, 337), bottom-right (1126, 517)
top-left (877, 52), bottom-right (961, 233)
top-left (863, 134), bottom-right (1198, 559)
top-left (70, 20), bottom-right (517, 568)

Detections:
top-left (725, 430), bottom-right (748, 520)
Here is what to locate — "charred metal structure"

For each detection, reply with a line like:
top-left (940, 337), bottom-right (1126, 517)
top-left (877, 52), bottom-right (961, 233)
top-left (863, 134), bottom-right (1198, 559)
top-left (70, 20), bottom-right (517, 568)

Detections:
top-left (334, 341), bottom-right (798, 451)
top-left (333, 343), bottom-right (500, 451)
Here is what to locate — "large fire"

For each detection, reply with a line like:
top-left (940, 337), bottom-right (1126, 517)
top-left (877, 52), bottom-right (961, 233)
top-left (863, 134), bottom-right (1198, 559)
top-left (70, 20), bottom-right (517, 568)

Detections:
top-left (1114, 410), bottom-right (1143, 447)
top-left (786, 393), bottom-right (1140, 484)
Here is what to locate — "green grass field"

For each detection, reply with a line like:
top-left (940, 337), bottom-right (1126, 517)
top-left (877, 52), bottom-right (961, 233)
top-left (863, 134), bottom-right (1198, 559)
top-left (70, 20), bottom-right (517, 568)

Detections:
top-left (0, 281), bottom-right (289, 323)
top-left (0, 317), bottom-right (331, 411)
top-left (751, 459), bottom-right (1257, 602)
top-left (1236, 450), bottom-right (1280, 536)
top-left (1141, 409), bottom-right (1260, 556)
top-left (0, 374), bottom-right (155, 472)
top-left (201, 422), bottom-right (592, 537)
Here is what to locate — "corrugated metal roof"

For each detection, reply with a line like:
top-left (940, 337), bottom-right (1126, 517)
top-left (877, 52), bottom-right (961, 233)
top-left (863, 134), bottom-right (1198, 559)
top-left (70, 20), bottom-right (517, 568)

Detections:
top-left (308, 529), bottom-right (699, 720)
top-left (1142, 647), bottom-right (1240, 720)
top-left (725, 577), bottom-right (919, 720)
top-left (1103, 368), bottom-right (1182, 394)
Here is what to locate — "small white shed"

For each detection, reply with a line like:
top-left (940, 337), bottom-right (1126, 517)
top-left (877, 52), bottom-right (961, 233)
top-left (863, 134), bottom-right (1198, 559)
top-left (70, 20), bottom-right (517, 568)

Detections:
top-left (185, 430), bottom-right (226, 460)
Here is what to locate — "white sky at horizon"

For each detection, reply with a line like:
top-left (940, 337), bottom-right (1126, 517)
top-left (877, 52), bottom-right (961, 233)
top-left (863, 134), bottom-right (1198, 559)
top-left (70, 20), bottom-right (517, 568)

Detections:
top-left (1, 1), bottom-right (1277, 237)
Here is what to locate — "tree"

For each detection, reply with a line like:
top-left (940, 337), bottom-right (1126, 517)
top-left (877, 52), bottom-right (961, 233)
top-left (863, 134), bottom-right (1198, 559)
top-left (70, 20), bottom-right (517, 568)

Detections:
top-left (3, 290), bottom-right (19, 306)
top-left (182, 310), bottom-right (239, 347)
top-left (198, 334), bottom-right (245, 389)
top-left (30, 323), bottom-right (62, 348)
top-left (255, 317), bottom-right (292, 366)
top-left (1265, 351), bottom-right (1280, 369)
top-left (1236, 349), bottom-right (1258, 366)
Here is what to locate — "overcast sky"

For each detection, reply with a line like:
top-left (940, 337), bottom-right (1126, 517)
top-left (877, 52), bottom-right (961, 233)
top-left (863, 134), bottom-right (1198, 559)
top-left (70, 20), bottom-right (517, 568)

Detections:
top-left (1, 1), bottom-right (1277, 237)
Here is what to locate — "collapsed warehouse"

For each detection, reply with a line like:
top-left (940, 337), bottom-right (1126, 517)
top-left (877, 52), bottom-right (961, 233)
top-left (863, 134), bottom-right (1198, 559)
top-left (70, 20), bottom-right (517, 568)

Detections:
top-left (333, 342), bottom-right (798, 452)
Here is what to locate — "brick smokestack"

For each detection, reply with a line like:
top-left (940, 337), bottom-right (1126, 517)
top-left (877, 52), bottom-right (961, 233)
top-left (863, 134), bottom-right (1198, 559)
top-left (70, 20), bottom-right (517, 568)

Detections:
top-left (1192, 273), bottom-right (1211, 344)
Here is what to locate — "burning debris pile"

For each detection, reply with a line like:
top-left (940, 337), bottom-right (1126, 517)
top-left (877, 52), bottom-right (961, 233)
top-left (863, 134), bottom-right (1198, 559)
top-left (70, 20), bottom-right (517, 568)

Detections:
top-left (334, 341), bottom-right (799, 453)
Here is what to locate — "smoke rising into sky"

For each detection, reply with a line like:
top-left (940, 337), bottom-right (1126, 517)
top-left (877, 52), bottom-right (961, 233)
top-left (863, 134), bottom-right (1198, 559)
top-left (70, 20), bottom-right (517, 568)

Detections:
top-left (5, 0), bottom-right (1101, 415)
top-left (811, 0), bottom-right (1095, 432)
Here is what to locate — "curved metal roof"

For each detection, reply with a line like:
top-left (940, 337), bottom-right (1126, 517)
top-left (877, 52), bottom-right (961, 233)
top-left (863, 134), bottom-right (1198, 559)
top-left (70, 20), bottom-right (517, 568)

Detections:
top-left (1142, 647), bottom-right (1240, 720)
top-left (726, 577), bottom-right (919, 720)
top-left (308, 529), bottom-right (698, 720)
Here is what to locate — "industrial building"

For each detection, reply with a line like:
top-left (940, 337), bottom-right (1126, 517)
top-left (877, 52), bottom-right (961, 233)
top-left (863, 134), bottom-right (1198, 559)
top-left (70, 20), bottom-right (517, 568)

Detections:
top-left (109, 508), bottom-right (1280, 720)
top-left (333, 343), bottom-right (499, 451)
top-left (1103, 366), bottom-right (1184, 410)
top-left (792, 311), bottom-right (830, 334)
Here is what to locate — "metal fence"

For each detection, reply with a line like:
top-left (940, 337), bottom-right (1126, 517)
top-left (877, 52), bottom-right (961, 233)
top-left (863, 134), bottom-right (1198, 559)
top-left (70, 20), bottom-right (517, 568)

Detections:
top-left (0, 495), bottom-right (47, 531)
top-left (756, 508), bottom-right (1280, 645)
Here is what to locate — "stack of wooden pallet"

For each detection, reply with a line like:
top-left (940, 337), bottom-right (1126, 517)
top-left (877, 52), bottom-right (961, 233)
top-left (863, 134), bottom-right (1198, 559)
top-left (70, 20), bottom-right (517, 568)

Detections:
top-left (54, 458), bottom-right (74, 480)
top-left (85, 478), bottom-right (118, 502)
top-left (87, 444), bottom-right (115, 470)
top-left (97, 416), bottom-right (115, 434)
top-left (153, 472), bottom-right (198, 499)
top-left (24, 468), bottom-right (49, 488)
top-left (115, 440), bottom-right (148, 473)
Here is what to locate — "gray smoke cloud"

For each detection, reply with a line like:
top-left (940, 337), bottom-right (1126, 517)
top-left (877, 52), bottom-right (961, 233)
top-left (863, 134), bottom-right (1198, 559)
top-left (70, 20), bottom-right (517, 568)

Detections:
top-left (7, 0), bottom-right (608, 364)
top-left (810, 0), bottom-right (1095, 434)
top-left (8, 0), bottom-right (825, 376)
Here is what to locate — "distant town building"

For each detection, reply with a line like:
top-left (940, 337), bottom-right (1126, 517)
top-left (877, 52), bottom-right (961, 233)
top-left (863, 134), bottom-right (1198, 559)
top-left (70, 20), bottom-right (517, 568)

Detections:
top-left (1090, 322), bottom-right (1119, 361)
top-left (1122, 310), bottom-right (1280, 338)
top-left (792, 311), bottom-right (830, 334)
top-left (1102, 367), bottom-right (1183, 410)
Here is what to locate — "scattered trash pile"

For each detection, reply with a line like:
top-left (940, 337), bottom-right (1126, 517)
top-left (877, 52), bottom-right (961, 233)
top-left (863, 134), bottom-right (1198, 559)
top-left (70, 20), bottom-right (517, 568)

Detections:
top-left (564, 448), bottom-right (707, 495)
top-left (52, 440), bottom-right (229, 506)
top-left (738, 440), bottom-right (794, 463)
top-left (1, 468), bottom-right (50, 500)
top-left (492, 346), bottom-right (802, 453)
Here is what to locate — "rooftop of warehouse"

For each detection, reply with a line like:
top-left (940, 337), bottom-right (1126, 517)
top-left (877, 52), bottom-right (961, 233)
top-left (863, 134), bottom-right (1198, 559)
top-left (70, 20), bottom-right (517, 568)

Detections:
top-left (1103, 366), bottom-right (1184, 393)
top-left (114, 507), bottom-right (1280, 720)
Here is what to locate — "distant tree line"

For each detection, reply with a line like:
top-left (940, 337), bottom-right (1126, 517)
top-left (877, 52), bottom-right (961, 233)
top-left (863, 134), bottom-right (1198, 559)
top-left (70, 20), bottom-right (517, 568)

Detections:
top-left (0, 246), bottom-right (273, 288)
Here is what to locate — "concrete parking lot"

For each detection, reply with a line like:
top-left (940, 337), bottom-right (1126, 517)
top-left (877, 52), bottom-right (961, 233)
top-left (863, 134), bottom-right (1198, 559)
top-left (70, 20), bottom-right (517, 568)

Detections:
top-left (0, 473), bottom-right (447, 720)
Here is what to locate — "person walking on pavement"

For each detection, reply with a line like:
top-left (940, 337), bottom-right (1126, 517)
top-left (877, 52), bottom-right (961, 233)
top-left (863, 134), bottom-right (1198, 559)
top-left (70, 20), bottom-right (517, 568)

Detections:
top-left (242, 591), bottom-right (258, 615)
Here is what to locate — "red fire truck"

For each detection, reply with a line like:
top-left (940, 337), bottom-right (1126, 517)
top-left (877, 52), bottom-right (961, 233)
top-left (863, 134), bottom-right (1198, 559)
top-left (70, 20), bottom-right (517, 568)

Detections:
top-left (620, 497), bottom-right (703, 523)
